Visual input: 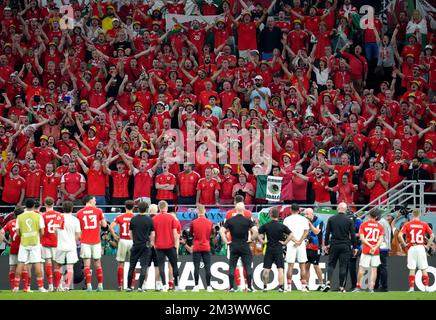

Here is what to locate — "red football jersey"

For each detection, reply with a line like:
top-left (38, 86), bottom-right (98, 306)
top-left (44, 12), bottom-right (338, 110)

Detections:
top-left (196, 178), bottom-right (220, 205)
top-left (178, 171), bottom-right (201, 197)
top-left (114, 212), bottom-right (135, 240)
top-left (41, 210), bottom-right (64, 247)
top-left (401, 220), bottom-right (433, 249)
top-left (155, 173), bottom-right (176, 200)
top-left (133, 170), bottom-right (153, 199)
top-left (309, 176), bottom-right (331, 203)
top-left (76, 206), bottom-right (105, 244)
top-left (2, 219), bottom-right (20, 254)
top-left (359, 220), bottom-right (384, 255)
top-left (41, 173), bottom-right (60, 202)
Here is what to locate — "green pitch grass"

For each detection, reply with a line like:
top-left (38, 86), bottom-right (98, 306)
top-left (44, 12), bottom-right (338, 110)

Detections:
top-left (0, 290), bottom-right (435, 300)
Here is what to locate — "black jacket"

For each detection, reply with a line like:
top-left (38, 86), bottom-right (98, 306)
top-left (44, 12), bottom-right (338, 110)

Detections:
top-left (399, 165), bottom-right (430, 181)
top-left (259, 26), bottom-right (282, 53)
top-left (324, 213), bottom-right (357, 248)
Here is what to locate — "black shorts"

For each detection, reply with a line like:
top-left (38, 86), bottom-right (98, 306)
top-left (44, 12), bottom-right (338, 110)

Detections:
top-left (263, 248), bottom-right (284, 269)
top-left (148, 247), bottom-right (158, 267)
top-left (306, 249), bottom-right (321, 265)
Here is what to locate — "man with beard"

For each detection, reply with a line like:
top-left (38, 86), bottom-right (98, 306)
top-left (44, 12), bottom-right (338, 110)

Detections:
top-left (249, 75), bottom-right (271, 111)
top-left (366, 157), bottom-right (390, 203)
top-left (387, 149), bottom-right (409, 188)
top-left (41, 163), bottom-right (61, 205)
top-left (22, 159), bottom-right (44, 201)
top-left (399, 157), bottom-right (431, 203)
top-left (60, 161), bottom-right (86, 206)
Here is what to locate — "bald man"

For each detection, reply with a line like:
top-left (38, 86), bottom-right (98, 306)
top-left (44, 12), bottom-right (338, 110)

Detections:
top-left (323, 202), bottom-right (357, 292)
top-left (304, 208), bottom-right (325, 291)
top-left (220, 203), bottom-right (258, 292)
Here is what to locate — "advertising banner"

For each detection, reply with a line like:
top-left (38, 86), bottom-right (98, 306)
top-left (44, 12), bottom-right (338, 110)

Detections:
top-left (1, 256), bottom-right (435, 292)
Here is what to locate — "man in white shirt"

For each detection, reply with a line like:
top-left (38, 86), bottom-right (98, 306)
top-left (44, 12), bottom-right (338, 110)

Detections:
top-left (54, 201), bottom-right (81, 291)
top-left (283, 203), bottom-right (310, 292)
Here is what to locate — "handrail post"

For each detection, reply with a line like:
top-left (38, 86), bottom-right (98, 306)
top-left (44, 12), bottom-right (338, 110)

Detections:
top-left (420, 183), bottom-right (424, 214)
top-left (413, 182), bottom-right (416, 208)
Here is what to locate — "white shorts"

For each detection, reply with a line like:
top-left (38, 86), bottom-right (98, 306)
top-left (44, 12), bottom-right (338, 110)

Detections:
top-left (80, 243), bottom-right (102, 260)
top-left (55, 250), bottom-right (79, 265)
top-left (407, 245), bottom-right (428, 270)
top-left (41, 246), bottom-right (56, 260)
top-left (18, 245), bottom-right (42, 264)
top-left (116, 239), bottom-right (133, 262)
top-left (359, 253), bottom-right (381, 268)
top-left (286, 243), bottom-right (307, 263)
top-left (9, 254), bottom-right (18, 266)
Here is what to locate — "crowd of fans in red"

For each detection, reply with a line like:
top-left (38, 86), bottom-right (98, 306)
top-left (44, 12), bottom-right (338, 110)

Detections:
top-left (0, 0), bottom-right (434, 211)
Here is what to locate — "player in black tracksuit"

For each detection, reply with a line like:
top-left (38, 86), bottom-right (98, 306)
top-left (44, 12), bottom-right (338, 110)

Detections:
top-left (258, 207), bottom-right (295, 292)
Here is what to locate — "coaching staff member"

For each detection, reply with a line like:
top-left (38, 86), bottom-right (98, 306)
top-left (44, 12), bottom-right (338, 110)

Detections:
top-left (190, 204), bottom-right (214, 292)
top-left (153, 200), bottom-right (182, 292)
top-left (258, 207), bottom-right (295, 292)
top-left (220, 202), bottom-right (258, 292)
top-left (323, 202), bottom-right (357, 292)
top-left (126, 201), bottom-right (155, 292)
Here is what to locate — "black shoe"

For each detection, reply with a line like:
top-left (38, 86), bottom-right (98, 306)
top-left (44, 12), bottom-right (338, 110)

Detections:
top-left (376, 288), bottom-right (389, 292)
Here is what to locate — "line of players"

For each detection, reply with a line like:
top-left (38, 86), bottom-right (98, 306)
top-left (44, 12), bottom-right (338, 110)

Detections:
top-left (0, 195), bottom-right (434, 292)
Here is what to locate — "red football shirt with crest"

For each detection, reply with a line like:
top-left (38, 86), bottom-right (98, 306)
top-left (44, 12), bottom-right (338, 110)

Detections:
top-left (178, 171), bottom-right (201, 197)
top-left (41, 210), bottom-right (64, 247)
top-left (156, 173), bottom-right (176, 200)
top-left (196, 178), bottom-right (220, 205)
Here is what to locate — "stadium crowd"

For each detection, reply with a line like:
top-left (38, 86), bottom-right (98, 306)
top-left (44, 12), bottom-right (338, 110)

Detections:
top-left (0, 0), bottom-right (435, 211)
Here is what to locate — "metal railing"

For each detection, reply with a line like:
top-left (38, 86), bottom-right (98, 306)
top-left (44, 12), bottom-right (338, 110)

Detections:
top-left (356, 180), bottom-right (436, 219)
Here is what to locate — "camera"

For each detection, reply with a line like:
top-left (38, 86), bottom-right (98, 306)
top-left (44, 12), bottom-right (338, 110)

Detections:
top-left (399, 206), bottom-right (411, 217)
top-left (181, 229), bottom-right (193, 247)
